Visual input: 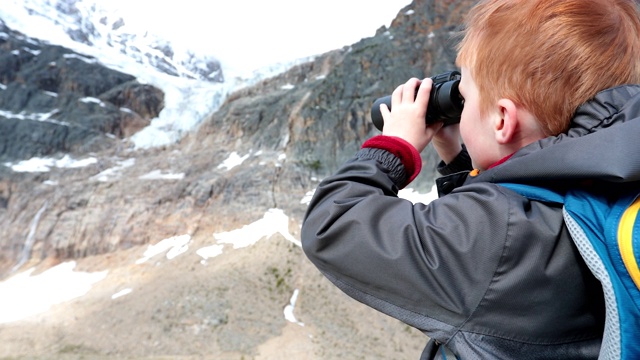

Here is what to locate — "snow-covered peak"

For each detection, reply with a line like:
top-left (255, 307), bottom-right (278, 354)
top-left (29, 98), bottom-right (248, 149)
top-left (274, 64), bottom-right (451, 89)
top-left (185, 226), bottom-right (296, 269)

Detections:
top-left (0, 0), bottom-right (289, 149)
top-left (1, 0), bottom-right (223, 82)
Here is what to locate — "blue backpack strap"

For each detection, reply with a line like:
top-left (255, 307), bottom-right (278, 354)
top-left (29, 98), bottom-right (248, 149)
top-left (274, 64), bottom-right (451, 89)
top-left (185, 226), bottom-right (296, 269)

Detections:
top-left (499, 183), bottom-right (565, 204)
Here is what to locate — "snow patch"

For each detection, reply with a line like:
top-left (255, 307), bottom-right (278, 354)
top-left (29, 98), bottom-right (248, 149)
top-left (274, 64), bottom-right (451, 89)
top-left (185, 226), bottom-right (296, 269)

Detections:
top-left (213, 208), bottom-right (300, 249)
top-left (0, 261), bottom-right (107, 324)
top-left (136, 234), bottom-right (191, 264)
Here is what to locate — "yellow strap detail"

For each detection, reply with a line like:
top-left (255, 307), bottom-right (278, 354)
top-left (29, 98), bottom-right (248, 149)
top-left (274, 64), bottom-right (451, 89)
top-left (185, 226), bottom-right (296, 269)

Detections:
top-left (618, 197), bottom-right (640, 289)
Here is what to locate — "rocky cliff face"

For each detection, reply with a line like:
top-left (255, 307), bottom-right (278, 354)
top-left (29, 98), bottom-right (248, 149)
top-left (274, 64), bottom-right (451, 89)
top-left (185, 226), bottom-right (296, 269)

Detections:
top-left (1, 0), bottom-right (471, 270)
top-left (0, 0), bottom-right (473, 298)
top-left (0, 0), bottom-right (476, 358)
top-left (0, 21), bottom-right (165, 162)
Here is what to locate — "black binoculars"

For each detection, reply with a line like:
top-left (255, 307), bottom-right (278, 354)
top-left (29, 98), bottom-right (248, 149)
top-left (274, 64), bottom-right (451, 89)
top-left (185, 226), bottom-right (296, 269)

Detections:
top-left (370, 70), bottom-right (464, 131)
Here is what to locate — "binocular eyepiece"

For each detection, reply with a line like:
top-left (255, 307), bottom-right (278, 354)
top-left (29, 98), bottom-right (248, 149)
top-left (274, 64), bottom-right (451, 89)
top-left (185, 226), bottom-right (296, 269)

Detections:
top-left (370, 70), bottom-right (464, 131)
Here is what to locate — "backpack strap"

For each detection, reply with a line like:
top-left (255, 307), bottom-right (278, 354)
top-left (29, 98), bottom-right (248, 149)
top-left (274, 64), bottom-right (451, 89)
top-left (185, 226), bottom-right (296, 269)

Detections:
top-left (561, 190), bottom-right (622, 360)
top-left (498, 183), bottom-right (565, 204)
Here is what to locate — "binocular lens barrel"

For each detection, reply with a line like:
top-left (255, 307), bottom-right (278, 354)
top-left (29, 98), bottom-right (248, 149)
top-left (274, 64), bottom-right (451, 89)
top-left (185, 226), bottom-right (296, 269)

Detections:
top-left (370, 71), bottom-right (464, 131)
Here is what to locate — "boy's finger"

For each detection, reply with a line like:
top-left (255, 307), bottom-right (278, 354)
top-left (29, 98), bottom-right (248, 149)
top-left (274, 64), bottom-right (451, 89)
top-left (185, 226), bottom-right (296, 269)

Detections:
top-left (402, 78), bottom-right (421, 103)
top-left (379, 103), bottom-right (391, 119)
top-left (391, 84), bottom-right (404, 104)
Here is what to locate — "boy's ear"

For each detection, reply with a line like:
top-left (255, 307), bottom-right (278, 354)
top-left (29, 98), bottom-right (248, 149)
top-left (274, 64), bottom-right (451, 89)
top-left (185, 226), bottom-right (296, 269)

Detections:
top-left (494, 98), bottom-right (518, 145)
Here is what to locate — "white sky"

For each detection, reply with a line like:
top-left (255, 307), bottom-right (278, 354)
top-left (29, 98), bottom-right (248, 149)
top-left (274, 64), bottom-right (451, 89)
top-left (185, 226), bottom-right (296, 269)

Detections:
top-left (107, 0), bottom-right (412, 73)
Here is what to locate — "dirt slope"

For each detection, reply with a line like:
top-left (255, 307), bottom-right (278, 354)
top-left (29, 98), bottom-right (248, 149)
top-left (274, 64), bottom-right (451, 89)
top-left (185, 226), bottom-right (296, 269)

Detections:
top-left (0, 227), bottom-right (426, 359)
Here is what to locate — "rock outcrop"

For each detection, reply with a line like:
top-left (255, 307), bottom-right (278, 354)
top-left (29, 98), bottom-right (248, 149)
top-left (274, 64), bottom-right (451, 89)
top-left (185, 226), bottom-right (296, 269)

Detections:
top-left (0, 21), bottom-right (165, 162)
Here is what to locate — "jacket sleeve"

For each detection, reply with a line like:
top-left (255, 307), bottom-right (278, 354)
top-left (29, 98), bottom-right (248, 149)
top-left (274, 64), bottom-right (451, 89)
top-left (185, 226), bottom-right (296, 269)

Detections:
top-left (301, 140), bottom-right (511, 338)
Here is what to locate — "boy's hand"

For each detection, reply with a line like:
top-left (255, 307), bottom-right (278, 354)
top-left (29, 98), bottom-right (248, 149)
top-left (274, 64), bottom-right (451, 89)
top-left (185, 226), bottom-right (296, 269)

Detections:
top-left (379, 78), bottom-right (443, 153)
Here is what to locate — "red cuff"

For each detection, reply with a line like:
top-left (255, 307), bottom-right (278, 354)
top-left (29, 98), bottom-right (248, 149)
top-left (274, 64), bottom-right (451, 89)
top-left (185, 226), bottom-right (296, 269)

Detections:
top-left (362, 135), bottom-right (422, 186)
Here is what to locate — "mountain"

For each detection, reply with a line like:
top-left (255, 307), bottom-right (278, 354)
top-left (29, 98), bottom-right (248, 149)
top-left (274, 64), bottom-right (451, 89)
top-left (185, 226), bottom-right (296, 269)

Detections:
top-left (0, 0), bottom-right (475, 358)
top-left (0, 0), bottom-right (306, 152)
top-left (3, 0), bottom-right (224, 82)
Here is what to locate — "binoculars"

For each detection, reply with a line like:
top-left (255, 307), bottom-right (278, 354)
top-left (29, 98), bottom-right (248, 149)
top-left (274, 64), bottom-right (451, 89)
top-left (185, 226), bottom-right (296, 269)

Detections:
top-left (370, 71), bottom-right (464, 131)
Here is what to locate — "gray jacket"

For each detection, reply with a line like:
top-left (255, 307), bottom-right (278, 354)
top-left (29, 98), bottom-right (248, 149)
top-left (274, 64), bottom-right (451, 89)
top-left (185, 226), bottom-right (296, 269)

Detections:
top-left (301, 85), bottom-right (640, 359)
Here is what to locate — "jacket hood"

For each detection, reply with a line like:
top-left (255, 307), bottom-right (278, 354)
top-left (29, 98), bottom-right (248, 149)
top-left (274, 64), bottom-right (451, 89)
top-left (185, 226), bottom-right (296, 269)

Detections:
top-left (472, 85), bottom-right (640, 185)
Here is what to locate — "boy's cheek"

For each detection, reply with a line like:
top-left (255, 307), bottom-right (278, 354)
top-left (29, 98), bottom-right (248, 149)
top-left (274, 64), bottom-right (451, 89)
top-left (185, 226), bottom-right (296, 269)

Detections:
top-left (458, 114), bottom-right (473, 142)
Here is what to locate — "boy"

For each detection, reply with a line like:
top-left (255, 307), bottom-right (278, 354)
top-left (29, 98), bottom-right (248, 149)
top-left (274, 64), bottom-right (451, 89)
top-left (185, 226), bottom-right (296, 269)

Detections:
top-left (301, 0), bottom-right (640, 359)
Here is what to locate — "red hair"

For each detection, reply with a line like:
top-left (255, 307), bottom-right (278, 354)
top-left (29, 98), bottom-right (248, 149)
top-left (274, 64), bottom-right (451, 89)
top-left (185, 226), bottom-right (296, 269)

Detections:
top-left (456, 0), bottom-right (640, 135)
